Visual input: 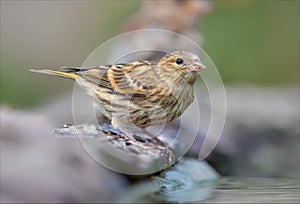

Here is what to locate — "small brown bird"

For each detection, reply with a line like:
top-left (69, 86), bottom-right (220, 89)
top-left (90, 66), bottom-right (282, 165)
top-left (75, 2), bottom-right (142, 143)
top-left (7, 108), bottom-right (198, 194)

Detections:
top-left (31, 51), bottom-right (205, 145)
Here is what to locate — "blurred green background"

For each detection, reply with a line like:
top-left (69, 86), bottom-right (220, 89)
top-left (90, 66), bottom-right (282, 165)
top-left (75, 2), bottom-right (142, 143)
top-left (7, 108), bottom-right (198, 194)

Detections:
top-left (1, 0), bottom-right (299, 108)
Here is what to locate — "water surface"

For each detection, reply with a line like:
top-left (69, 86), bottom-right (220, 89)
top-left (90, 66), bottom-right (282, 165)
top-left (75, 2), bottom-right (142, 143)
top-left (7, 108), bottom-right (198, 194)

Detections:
top-left (117, 158), bottom-right (300, 203)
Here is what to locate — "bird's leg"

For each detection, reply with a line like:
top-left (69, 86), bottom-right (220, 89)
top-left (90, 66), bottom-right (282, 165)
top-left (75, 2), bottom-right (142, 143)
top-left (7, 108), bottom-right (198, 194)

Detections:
top-left (111, 117), bottom-right (163, 145)
top-left (142, 128), bottom-right (175, 167)
top-left (111, 117), bottom-right (174, 166)
top-left (111, 117), bottom-right (140, 141)
top-left (141, 128), bottom-right (165, 147)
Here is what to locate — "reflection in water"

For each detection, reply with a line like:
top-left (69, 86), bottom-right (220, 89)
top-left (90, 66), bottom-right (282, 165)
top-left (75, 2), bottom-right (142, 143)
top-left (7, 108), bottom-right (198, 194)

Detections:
top-left (152, 159), bottom-right (219, 203)
top-left (116, 158), bottom-right (300, 203)
top-left (206, 177), bottom-right (300, 203)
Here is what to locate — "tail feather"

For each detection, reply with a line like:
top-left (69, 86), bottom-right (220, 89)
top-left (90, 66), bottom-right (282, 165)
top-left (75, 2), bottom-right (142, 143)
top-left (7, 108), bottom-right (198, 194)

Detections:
top-left (30, 69), bottom-right (79, 80)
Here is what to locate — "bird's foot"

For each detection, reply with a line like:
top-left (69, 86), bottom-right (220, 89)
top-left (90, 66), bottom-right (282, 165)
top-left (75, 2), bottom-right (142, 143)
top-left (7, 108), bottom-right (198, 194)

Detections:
top-left (141, 128), bottom-right (166, 147)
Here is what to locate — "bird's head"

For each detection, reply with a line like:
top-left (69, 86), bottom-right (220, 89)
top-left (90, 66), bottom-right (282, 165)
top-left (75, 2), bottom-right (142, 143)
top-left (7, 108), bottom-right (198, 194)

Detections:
top-left (157, 51), bottom-right (206, 85)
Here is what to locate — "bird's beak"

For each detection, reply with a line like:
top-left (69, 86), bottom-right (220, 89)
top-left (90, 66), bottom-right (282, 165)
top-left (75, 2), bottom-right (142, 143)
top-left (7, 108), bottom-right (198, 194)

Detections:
top-left (191, 61), bottom-right (206, 72)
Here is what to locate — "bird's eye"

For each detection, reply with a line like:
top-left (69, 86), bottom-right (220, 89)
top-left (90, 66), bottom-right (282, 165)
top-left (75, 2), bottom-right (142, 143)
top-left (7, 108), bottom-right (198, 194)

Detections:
top-left (175, 58), bottom-right (183, 65)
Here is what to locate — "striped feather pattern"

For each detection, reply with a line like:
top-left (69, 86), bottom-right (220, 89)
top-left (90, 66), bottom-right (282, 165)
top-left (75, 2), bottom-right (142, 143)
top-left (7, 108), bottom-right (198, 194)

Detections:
top-left (31, 51), bottom-right (204, 129)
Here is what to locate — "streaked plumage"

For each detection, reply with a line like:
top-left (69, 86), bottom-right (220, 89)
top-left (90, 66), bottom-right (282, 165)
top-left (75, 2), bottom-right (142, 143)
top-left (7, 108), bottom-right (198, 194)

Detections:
top-left (31, 51), bottom-right (205, 142)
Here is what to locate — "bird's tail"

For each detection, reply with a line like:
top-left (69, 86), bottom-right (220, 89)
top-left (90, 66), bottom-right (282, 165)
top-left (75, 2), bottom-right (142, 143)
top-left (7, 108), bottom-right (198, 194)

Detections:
top-left (30, 68), bottom-right (79, 80)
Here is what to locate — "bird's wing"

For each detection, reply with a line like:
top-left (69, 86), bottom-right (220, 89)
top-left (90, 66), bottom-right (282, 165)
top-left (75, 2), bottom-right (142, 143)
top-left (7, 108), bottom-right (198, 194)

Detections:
top-left (107, 61), bottom-right (156, 96)
top-left (73, 66), bottom-right (113, 90)
top-left (73, 61), bottom-right (156, 97)
top-left (31, 61), bottom-right (157, 97)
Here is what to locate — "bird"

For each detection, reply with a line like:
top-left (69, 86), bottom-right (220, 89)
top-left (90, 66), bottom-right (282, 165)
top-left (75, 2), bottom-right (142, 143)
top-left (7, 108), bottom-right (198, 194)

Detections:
top-left (31, 51), bottom-right (206, 145)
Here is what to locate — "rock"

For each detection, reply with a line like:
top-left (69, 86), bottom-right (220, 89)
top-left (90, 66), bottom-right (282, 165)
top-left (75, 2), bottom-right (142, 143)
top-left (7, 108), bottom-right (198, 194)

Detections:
top-left (0, 106), bottom-right (128, 203)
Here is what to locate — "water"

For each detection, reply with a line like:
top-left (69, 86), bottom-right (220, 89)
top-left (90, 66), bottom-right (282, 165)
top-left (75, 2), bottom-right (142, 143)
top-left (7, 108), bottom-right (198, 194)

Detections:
top-left (116, 158), bottom-right (300, 203)
top-left (205, 177), bottom-right (299, 203)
